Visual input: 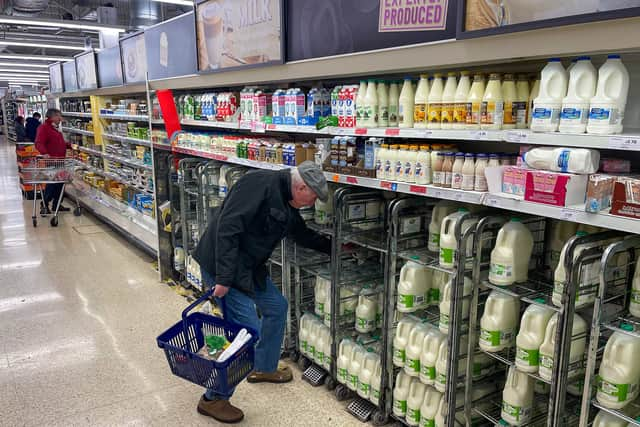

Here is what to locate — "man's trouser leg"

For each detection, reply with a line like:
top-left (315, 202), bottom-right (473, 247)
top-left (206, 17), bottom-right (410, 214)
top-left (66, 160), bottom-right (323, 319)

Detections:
top-left (43, 183), bottom-right (63, 207)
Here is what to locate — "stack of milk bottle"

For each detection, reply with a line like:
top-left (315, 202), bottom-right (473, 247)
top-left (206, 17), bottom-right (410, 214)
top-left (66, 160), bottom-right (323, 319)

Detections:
top-left (374, 143), bottom-right (517, 191)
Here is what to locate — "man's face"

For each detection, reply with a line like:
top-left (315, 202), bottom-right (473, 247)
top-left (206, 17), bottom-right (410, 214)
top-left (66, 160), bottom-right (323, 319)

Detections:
top-left (291, 183), bottom-right (318, 209)
top-left (50, 113), bottom-right (62, 125)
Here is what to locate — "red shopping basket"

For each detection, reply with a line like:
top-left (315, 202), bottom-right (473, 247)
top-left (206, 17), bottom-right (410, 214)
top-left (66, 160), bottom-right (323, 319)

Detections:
top-left (157, 289), bottom-right (258, 397)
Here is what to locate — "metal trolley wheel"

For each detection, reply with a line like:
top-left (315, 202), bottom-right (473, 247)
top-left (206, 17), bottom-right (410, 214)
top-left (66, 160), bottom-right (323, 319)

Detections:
top-left (297, 356), bottom-right (311, 371)
top-left (371, 410), bottom-right (388, 426)
top-left (50, 216), bottom-right (58, 227)
top-left (334, 384), bottom-right (350, 401)
top-left (324, 376), bottom-right (337, 391)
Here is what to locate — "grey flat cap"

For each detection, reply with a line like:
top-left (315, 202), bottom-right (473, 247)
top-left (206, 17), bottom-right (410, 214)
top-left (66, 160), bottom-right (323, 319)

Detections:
top-left (298, 161), bottom-right (329, 202)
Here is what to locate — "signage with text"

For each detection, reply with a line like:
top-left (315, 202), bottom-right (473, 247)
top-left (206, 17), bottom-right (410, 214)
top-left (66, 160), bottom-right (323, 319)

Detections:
top-left (379, 0), bottom-right (449, 32)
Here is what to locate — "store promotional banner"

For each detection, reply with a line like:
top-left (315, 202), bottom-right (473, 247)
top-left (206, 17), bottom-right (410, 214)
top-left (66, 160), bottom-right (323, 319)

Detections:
top-left (75, 51), bottom-right (98, 91)
top-left (97, 45), bottom-right (124, 88)
top-left (287, 0), bottom-right (456, 61)
top-left (49, 63), bottom-right (63, 94)
top-left (120, 33), bottom-right (148, 85)
top-left (145, 12), bottom-right (198, 81)
top-left (62, 61), bottom-right (78, 93)
top-left (195, 0), bottom-right (283, 72)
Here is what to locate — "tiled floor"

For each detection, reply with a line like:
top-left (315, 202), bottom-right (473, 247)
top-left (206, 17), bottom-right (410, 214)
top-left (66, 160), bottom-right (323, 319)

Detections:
top-left (0, 141), bottom-right (363, 426)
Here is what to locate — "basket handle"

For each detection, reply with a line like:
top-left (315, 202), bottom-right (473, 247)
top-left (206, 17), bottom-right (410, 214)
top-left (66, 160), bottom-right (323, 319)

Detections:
top-left (182, 288), bottom-right (214, 321)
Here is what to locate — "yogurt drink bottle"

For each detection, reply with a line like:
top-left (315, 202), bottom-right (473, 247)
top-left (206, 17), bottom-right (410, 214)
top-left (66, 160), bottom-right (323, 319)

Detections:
top-left (397, 260), bottom-right (432, 312)
top-left (597, 327), bottom-right (640, 409)
top-left (629, 258), bottom-right (640, 317)
top-left (461, 153), bottom-right (475, 191)
top-left (371, 357), bottom-right (383, 405)
top-left (502, 74), bottom-right (517, 129)
top-left (405, 145), bottom-right (419, 184)
top-left (439, 276), bottom-right (473, 334)
top-left (489, 218), bottom-right (534, 286)
top-left (587, 54), bottom-right (630, 134)
top-left (538, 312), bottom-right (587, 381)
top-left (527, 76), bottom-right (540, 127)
top-left (427, 73), bottom-right (444, 130)
top-left (515, 75), bottom-right (530, 129)
top-left (414, 75), bottom-right (430, 129)
top-left (394, 316), bottom-right (419, 367)
top-left (466, 74), bottom-right (485, 129)
top-left (355, 80), bottom-right (367, 126)
top-left (419, 387), bottom-right (442, 427)
top-left (337, 338), bottom-right (355, 384)
top-left (393, 370), bottom-right (413, 417)
top-left (501, 365), bottom-right (535, 426)
top-left (384, 144), bottom-right (398, 180)
top-left (453, 71), bottom-right (471, 129)
top-left (480, 291), bottom-right (520, 352)
top-left (347, 344), bottom-right (366, 391)
top-left (531, 58), bottom-right (568, 132)
top-left (375, 144), bottom-right (389, 179)
top-left (399, 78), bottom-right (415, 128)
top-left (481, 73), bottom-right (504, 130)
top-left (389, 81), bottom-right (400, 127)
top-left (441, 72), bottom-right (457, 129)
top-left (420, 327), bottom-right (446, 385)
top-left (559, 56), bottom-right (597, 134)
top-left (358, 351), bottom-right (379, 399)
top-left (431, 152), bottom-right (444, 187)
top-left (378, 80), bottom-right (389, 127)
top-left (474, 153), bottom-right (489, 192)
top-left (515, 303), bottom-right (555, 373)
top-left (396, 144), bottom-right (410, 182)
top-left (363, 79), bottom-right (378, 128)
top-left (405, 323), bottom-right (431, 377)
top-left (428, 200), bottom-right (459, 252)
top-left (415, 146), bottom-right (432, 185)
top-left (406, 379), bottom-right (428, 426)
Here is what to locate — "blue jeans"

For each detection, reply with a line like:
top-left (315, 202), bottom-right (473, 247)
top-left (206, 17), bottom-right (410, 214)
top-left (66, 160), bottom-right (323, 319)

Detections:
top-left (201, 268), bottom-right (287, 400)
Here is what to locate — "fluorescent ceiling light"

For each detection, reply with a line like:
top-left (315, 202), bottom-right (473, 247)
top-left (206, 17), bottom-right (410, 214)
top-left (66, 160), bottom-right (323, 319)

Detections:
top-left (0, 16), bottom-right (126, 32)
top-left (0, 62), bottom-right (49, 68)
top-left (0, 53), bottom-right (71, 61)
top-left (0, 69), bottom-right (49, 74)
top-left (0, 41), bottom-right (85, 51)
top-left (0, 76), bottom-right (49, 81)
top-left (152, 0), bottom-right (194, 6)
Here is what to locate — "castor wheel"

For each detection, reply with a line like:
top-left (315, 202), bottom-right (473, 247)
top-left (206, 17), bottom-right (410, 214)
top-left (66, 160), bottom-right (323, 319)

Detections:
top-left (50, 216), bottom-right (58, 227)
top-left (335, 384), bottom-right (350, 401)
top-left (298, 356), bottom-right (311, 371)
top-left (73, 206), bottom-right (82, 216)
top-left (289, 350), bottom-right (300, 363)
top-left (325, 376), bottom-right (337, 391)
top-left (32, 217), bottom-right (37, 227)
top-left (371, 410), bottom-right (389, 426)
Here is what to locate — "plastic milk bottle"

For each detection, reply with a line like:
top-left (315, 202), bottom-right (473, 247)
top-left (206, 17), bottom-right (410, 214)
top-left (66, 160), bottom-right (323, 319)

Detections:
top-left (389, 81), bottom-right (400, 127)
top-left (629, 258), bottom-right (640, 317)
top-left (439, 209), bottom-right (477, 269)
top-left (527, 77), bottom-right (540, 127)
top-left (531, 58), bottom-right (568, 132)
top-left (405, 323), bottom-right (431, 377)
top-left (363, 79), bottom-right (378, 128)
top-left (427, 73), bottom-right (444, 130)
top-left (481, 73), bottom-right (504, 130)
top-left (347, 344), bottom-right (366, 391)
top-left (420, 327), bottom-right (446, 385)
top-left (358, 351), bottom-right (379, 400)
top-left (414, 75), bottom-right (430, 129)
top-left (501, 366), bottom-right (535, 426)
top-left (371, 356), bottom-right (383, 405)
top-left (546, 220), bottom-right (578, 273)
top-left (393, 370), bottom-right (413, 417)
top-left (480, 291), bottom-right (520, 352)
top-left (378, 80), bottom-right (389, 127)
top-left (441, 72), bottom-right (457, 129)
top-left (596, 327), bottom-right (640, 409)
top-left (315, 276), bottom-right (330, 316)
top-left (489, 218), bottom-right (534, 286)
top-left (466, 74), bottom-right (486, 129)
top-left (553, 231), bottom-right (601, 308)
top-left (515, 302), bottom-right (555, 373)
top-left (415, 145), bottom-right (432, 185)
top-left (337, 339), bottom-right (355, 384)
top-left (428, 200), bottom-right (459, 252)
top-left (355, 80), bottom-right (367, 125)
top-left (587, 55), bottom-right (630, 135)
top-left (515, 75), bottom-right (530, 129)
top-left (439, 276), bottom-right (473, 334)
top-left (356, 287), bottom-right (378, 333)
top-left (592, 410), bottom-right (631, 427)
top-left (453, 71), bottom-right (471, 129)
top-left (539, 312), bottom-right (587, 381)
top-left (398, 260), bottom-right (432, 312)
top-left (502, 74), bottom-right (517, 129)
top-left (399, 78), bottom-right (415, 128)
top-left (394, 316), bottom-right (419, 367)
top-left (559, 56), bottom-right (597, 134)
top-left (298, 313), bottom-right (313, 356)
top-left (419, 387), bottom-right (443, 427)
top-left (406, 379), bottom-right (428, 426)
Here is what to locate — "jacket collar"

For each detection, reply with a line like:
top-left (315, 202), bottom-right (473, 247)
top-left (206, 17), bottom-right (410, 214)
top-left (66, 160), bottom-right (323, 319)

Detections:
top-left (278, 169), bottom-right (293, 202)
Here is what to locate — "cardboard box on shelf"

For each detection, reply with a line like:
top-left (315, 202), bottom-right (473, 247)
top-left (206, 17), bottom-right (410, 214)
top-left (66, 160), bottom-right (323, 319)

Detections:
top-left (524, 170), bottom-right (588, 207)
top-left (611, 179), bottom-right (640, 219)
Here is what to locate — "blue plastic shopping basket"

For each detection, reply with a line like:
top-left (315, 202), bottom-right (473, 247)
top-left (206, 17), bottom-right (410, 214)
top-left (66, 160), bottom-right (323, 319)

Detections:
top-left (157, 289), bottom-right (259, 397)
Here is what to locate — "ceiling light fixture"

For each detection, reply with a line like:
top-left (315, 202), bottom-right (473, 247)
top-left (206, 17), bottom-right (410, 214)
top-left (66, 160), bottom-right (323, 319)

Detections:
top-left (0, 16), bottom-right (126, 32)
top-left (0, 75), bottom-right (50, 81)
top-left (0, 54), bottom-right (72, 61)
top-left (0, 41), bottom-right (86, 51)
top-left (0, 62), bottom-right (50, 68)
top-left (0, 69), bottom-right (49, 75)
top-left (151, 0), bottom-right (194, 6)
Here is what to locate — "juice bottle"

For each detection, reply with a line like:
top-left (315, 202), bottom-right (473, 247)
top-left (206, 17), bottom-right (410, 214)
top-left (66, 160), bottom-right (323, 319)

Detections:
top-left (502, 74), bottom-right (517, 129)
top-left (489, 218), bottom-right (534, 286)
top-left (515, 75), bottom-right (530, 129)
top-left (527, 76), bottom-right (540, 128)
top-left (406, 379), bottom-right (428, 426)
top-left (538, 312), bottom-right (587, 381)
top-left (428, 200), bottom-right (458, 252)
top-left (355, 80), bottom-right (367, 126)
top-left (405, 323), bottom-right (431, 377)
top-left (474, 153), bottom-right (489, 192)
top-left (531, 58), bottom-right (568, 132)
top-left (358, 351), bottom-right (379, 400)
top-left (587, 54), bottom-right (630, 135)
top-left (596, 327), bottom-right (640, 409)
top-left (393, 370), bottom-right (413, 417)
top-left (432, 152), bottom-right (444, 187)
top-left (559, 56), bottom-right (597, 134)
top-left (453, 71), bottom-right (471, 129)
top-left (479, 290), bottom-right (520, 352)
top-left (419, 387), bottom-right (442, 427)
top-left (451, 152), bottom-right (465, 190)
top-left (501, 366), bottom-right (535, 426)
top-left (394, 316), bottom-right (418, 367)
top-left (378, 80), bottom-right (389, 127)
top-left (466, 74), bottom-right (485, 129)
top-left (439, 276), bottom-right (473, 334)
top-left (441, 152), bottom-right (454, 189)
top-left (397, 260), bottom-right (432, 312)
top-left (414, 75), bottom-right (430, 129)
top-left (389, 81), bottom-right (400, 127)
top-left (420, 328), bottom-right (446, 385)
top-left (515, 303), bottom-right (555, 373)
top-left (399, 77), bottom-right (415, 128)
top-left (337, 337), bottom-right (355, 384)
top-left (363, 79), bottom-right (378, 128)
top-left (427, 73), bottom-right (444, 130)
top-left (461, 153), bottom-right (476, 191)
top-left (441, 72), bottom-right (457, 129)
top-left (481, 73), bottom-right (504, 130)
top-left (415, 145), bottom-right (431, 185)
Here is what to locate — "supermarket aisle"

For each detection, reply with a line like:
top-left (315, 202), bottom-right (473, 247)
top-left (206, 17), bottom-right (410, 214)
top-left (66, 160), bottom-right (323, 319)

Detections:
top-left (0, 142), bottom-right (361, 426)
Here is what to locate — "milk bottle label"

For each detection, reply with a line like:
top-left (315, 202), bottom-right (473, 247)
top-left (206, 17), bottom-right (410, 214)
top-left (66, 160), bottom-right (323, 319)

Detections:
top-left (462, 173), bottom-right (474, 190)
top-left (338, 367), bottom-right (348, 383)
top-left (399, 293), bottom-right (425, 310)
top-left (404, 161), bottom-right (413, 180)
top-left (474, 174), bottom-right (487, 192)
top-left (504, 101), bottom-right (516, 126)
top-left (440, 247), bottom-right (454, 265)
top-left (420, 416), bottom-right (436, 427)
top-left (481, 101), bottom-right (504, 125)
top-left (324, 353), bottom-right (332, 366)
top-left (309, 344), bottom-right (316, 357)
top-left (394, 347), bottom-right (406, 363)
top-left (301, 340), bottom-right (308, 353)
top-left (631, 290), bottom-right (640, 304)
top-left (373, 387), bottom-right (381, 400)
top-left (315, 302), bottom-right (324, 315)
top-left (502, 401), bottom-right (531, 422)
top-left (360, 381), bottom-right (371, 396)
top-left (357, 317), bottom-right (376, 331)
top-left (540, 354), bottom-right (553, 370)
top-left (466, 102), bottom-right (482, 124)
top-left (429, 288), bottom-right (440, 304)
top-left (421, 365), bottom-right (436, 380)
top-left (394, 398), bottom-right (408, 415)
top-left (428, 103), bottom-right (442, 123)
top-left (436, 372), bottom-right (446, 386)
top-left (532, 106), bottom-right (561, 124)
top-left (380, 106), bottom-right (389, 124)
top-left (405, 357), bottom-right (420, 374)
top-left (433, 171), bottom-right (444, 186)
top-left (414, 104), bottom-right (427, 125)
top-left (453, 172), bottom-right (463, 188)
top-left (480, 328), bottom-right (515, 347)
top-left (453, 102), bottom-right (467, 124)
top-left (429, 232), bottom-right (440, 248)
top-left (316, 349), bottom-right (325, 362)
top-left (442, 103), bottom-right (454, 124)
top-left (597, 376), bottom-right (638, 402)
top-left (349, 373), bottom-right (358, 389)
top-left (516, 347), bottom-right (540, 366)
top-left (589, 107), bottom-right (622, 125)
top-left (473, 361), bottom-right (495, 378)
top-left (515, 102), bottom-right (527, 125)
top-left (389, 105), bottom-right (399, 124)
top-left (407, 408), bottom-right (421, 424)
top-left (399, 105), bottom-right (407, 124)
top-left (561, 106), bottom-right (588, 124)
top-left (490, 262), bottom-right (513, 280)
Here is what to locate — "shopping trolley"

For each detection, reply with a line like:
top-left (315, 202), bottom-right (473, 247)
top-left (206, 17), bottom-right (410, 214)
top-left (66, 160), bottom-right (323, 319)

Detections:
top-left (157, 289), bottom-right (259, 396)
top-left (21, 157), bottom-right (81, 227)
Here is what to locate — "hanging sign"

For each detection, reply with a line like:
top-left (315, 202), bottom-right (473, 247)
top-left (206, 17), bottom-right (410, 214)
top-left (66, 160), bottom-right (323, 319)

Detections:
top-left (379, 0), bottom-right (449, 32)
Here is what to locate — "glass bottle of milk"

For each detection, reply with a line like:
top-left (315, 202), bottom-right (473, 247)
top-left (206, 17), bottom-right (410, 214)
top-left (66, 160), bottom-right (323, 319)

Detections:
top-left (427, 73), bottom-right (444, 130)
top-left (378, 80), bottom-right (389, 128)
top-left (441, 72), bottom-right (457, 130)
top-left (356, 80), bottom-right (368, 126)
top-left (389, 81), bottom-right (400, 127)
top-left (399, 78), bottom-right (415, 128)
top-left (414, 74), bottom-right (430, 129)
top-left (363, 79), bottom-right (378, 128)
top-left (480, 73), bottom-right (504, 130)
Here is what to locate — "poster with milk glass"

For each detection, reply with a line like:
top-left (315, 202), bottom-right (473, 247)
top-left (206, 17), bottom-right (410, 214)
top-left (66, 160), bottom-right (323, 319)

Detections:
top-left (120, 33), bottom-right (147, 84)
top-left (49, 63), bottom-right (63, 94)
top-left (461, 0), bottom-right (640, 36)
top-left (195, 0), bottom-right (283, 72)
top-left (75, 51), bottom-right (98, 91)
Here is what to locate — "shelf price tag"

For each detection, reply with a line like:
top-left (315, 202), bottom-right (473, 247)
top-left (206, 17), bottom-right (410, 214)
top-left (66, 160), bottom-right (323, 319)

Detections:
top-left (431, 189), bottom-right (443, 199)
top-left (454, 192), bottom-right (463, 201)
top-left (471, 130), bottom-right (489, 140)
top-left (423, 130), bottom-right (433, 138)
top-left (355, 128), bottom-right (368, 135)
top-left (380, 181), bottom-right (397, 191)
top-left (559, 208), bottom-right (577, 221)
top-left (608, 136), bottom-right (640, 150)
top-left (385, 128), bottom-right (400, 136)
top-left (346, 176), bottom-right (358, 184)
top-left (252, 121), bottom-right (266, 133)
top-left (409, 185), bottom-right (427, 194)
top-left (332, 174), bottom-right (340, 182)
top-left (267, 124), bottom-right (277, 131)
top-left (486, 196), bottom-right (500, 207)
top-left (505, 131), bottom-right (529, 143)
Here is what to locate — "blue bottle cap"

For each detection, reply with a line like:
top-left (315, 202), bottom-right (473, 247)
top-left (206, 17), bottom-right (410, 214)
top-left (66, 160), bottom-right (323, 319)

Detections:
top-left (489, 153), bottom-right (499, 158)
top-left (476, 153), bottom-right (488, 158)
top-left (608, 54), bottom-right (621, 59)
top-left (549, 58), bottom-right (562, 62)
top-left (465, 153), bottom-right (475, 157)
top-left (577, 56), bottom-right (591, 61)
top-left (455, 152), bottom-right (465, 157)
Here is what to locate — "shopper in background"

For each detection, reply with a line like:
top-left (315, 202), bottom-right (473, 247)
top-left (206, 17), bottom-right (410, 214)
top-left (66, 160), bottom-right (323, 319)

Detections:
top-left (192, 161), bottom-right (331, 423)
top-left (25, 112), bottom-right (41, 142)
top-left (35, 108), bottom-right (70, 214)
top-left (14, 116), bottom-right (27, 142)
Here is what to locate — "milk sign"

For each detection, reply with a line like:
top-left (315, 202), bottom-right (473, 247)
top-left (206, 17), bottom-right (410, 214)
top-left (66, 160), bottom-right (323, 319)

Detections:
top-left (379, 0), bottom-right (448, 32)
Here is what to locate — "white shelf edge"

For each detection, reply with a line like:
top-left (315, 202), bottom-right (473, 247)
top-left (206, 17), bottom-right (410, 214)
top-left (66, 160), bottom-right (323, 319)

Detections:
top-left (62, 111), bottom-right (92, 118)
top-left (102, 133), bottom-right (151, 147)
top-left (62, 126), bottom-right (94, 137)
top-left (98, 113), bottom-right (149, 122)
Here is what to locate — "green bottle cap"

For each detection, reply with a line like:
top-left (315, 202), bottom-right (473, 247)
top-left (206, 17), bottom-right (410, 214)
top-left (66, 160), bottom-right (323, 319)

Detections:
top-left (620, 323), bottom-right (634, 332)
top-left (411, 255), bottom-right (420, 261)
top-left (510, 217), bottom-right (522, 222)
top-left (458, 208), bottom-right (469, 213)
top-left (498, 420), bottom-right (509, 426)
top-left (576, 231), bottom-right (588, 237)
top-left (533, 298), bottom-right (546, 304)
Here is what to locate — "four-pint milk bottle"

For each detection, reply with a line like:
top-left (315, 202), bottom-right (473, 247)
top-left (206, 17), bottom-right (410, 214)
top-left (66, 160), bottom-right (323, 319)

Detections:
top-left (531, 58), bottom-right (568, 132)
top-left (394, 316), bottom-right (419, 367)
top-left (406, 378), bottom-right (428, 426)
top-left (489, 218), bottom-right (534, 286)
top-left (559, 56), bottom-right (597, 134)
top-left (480, 290), bottom-right (520, 352)
top-left (538, 312), bottom-right (587, 382)
top-left (501, 365), bottom-right (535, 426)
top-left (596, 327), bottom-right (640, 409)
top-left (515, 302), bottom-right (555, 373)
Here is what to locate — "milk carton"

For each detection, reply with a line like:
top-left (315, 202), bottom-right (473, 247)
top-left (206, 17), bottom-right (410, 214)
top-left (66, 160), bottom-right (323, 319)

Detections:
top-left (344, 86), bottom-right (357, 128)
top-left (304, 87), bottom-right (330, 125)
top-left (597, 327), bottom-right (640, 409)
top-left (253, 90), bottom-right (272, 122)
top-left (331, 86), bottom-right (342, 117)
top-left (272, 89), bottom-right (286, 124)
top-left (285, 88), bottom-right (306, 125)
top-left (515, 303), bottom-right (555, 373)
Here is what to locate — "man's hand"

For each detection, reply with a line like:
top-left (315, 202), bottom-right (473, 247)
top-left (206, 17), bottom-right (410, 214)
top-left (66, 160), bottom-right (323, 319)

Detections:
top-left (213, 285), bottom-right (229, 298)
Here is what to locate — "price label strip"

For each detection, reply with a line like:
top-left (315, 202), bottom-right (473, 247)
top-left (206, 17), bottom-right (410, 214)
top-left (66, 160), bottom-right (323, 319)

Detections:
top-left (609, 136), bottom-right (640, 150)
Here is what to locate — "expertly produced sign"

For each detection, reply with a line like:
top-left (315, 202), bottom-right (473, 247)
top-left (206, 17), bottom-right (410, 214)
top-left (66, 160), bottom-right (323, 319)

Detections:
top-left (379, 0), bottom-right (449, 32)
top-left (196, 0), bottom-right (283, 72)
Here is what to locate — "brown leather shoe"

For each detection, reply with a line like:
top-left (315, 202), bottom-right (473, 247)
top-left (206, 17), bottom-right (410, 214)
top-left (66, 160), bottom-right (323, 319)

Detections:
top-left (197, 396), bottom-right (244, 423)
top-left (247, 365), bottom-right (293, 383)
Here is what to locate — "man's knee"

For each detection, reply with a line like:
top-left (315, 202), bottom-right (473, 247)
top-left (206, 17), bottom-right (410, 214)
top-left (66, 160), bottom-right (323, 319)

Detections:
top-left (274, 294), bottom-right (288, 319)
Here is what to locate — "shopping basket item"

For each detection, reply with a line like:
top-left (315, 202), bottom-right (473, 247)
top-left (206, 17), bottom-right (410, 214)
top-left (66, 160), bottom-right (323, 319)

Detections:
top-left (157, 289), bottom-right (258, 397)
